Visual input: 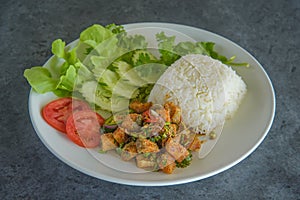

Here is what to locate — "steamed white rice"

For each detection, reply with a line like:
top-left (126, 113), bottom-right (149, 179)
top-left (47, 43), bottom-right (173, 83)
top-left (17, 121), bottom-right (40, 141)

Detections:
top-left (148, 54), bottom-right (247, 133)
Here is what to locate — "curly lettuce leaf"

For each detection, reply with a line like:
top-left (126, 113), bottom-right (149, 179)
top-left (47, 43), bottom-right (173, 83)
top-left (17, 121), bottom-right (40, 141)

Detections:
top-left (112, 61), bottom-right (145, 87)
top-left (131, 84), bottom-right (154, 103)
top-left (198, 42), bottom-right (249, 66)
top-left (156, 32), bottom-right (180, 66)
top-left (156, 32), bottom-right (249, 67)
top-left (105, 23), bottom-right (125, 34)
top-left (131, 50), bottom-right (159, 67)
top-left (118, 34), bottom-right (147, 50)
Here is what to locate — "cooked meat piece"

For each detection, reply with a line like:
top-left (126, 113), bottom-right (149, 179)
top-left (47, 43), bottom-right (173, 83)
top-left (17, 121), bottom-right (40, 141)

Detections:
top-left (136, 138), bottom-right (160, 153)
top-left (129, 101), bottom-right (153, 113)
top-left (136, 154), bottom-right (157, 170)
top-left (164, 102), bottom-right (181, 124)
top-left (173, 129), bottom-right (195, 148)
top-left (112, 127), bottom-right (127, 145)
top-left (120, 141), bottom-right (137, 161)
top-left (163, 103), bottom-right (172, 122)
top-left (162, 162), bottom-right (176, 174)
top-left (120, 113), bottom-right (142, 132)
top-left (173, 133), bottom-right (181, 144)
top-left (154, 106), bottom-right (170, 122)
top-left (165, 138), bottom-right (190, 162)
top-left (157, 152), bottom-right (175, 169)
top-left (157, 152), bottom-right (176, 174)
top-left (141, 123), bottom-right (163, 137)
top-left (160, 138), bottom-right (168, 148)
top-left (100, 133), bottom-right (118, 151)
top-left (188, 136), bottom-right (202, 152)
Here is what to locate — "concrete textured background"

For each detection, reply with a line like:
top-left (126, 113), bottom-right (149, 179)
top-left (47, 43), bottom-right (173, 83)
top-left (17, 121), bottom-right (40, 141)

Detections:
top-left (0, 0), bottom-right (299, 199)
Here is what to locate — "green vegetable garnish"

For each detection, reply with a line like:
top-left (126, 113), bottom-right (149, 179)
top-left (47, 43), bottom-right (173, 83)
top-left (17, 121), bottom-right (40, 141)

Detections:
top-left (156, 32), bottom-right (249, 67)
top-left (176, 151), bottom-right (193, 168)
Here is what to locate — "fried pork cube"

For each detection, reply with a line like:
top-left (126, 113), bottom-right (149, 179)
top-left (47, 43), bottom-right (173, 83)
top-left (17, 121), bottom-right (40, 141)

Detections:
top-left (165, 138), bottom-right (189, 162)
top-left (164, 102), bottom-right (181, 124)
top-left (163, 104), bottom-right (171, 123)
top-left (121, 113), bottom-right (142, 132)
top-left (129, 101), bottom-right (153, 113)
top-left (120, 141), bottom-right (137, 161)
top-left (157, 152), bottom-right (176, 174)
top-left (160, 137), bottom-right (168, 148)
top-left (154, 106), bottom-right (170, 122)
top-left (188, 136), bottom-right (202, 152)
top-left (100, 133), bottom-right (118, 151)
top-left (135, 154), bottom-right (157, 170)
top-left (162, 162), bottom-right (176, 174)
top-left (158, 152), bottom-right (175, 168)
top-left (112, 127), bottom-right (127, 145)
top-left (136, 138), bottom-right (160, 153)
top-left (173, 129), bottom-right (195, 148)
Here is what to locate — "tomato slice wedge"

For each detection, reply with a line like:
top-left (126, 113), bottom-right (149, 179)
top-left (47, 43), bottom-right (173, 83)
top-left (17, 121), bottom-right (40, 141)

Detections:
top-left (42, 97), bottom-right (91, 133)
top-left (65, 111), bottom-right (104, 148)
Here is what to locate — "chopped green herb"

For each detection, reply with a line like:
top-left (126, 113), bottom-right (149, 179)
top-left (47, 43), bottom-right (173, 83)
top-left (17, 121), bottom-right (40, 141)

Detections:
top-left (176, 151), bottom-right (193, 168)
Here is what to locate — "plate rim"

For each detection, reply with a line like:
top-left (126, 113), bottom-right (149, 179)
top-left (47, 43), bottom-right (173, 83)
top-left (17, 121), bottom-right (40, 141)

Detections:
top-left (28, 22), bottom-right (276, 186)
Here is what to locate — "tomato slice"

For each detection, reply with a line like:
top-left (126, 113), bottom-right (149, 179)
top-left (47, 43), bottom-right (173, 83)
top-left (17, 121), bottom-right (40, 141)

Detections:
top-left (66, 111), bottom-right (104, 148)
top-left (42, 97), bottom-right (91, 133)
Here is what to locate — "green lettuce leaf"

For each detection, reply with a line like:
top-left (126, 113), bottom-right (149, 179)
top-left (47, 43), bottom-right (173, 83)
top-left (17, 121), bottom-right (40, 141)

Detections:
top-left (132, 84), bottom-right (154, 103)
top-left (51, 39), bottom-right (66, 58)
top-left (80, 81), bottom-right (112, 111)
top-left (131, 50), bottom-right (159, 67)
top-left (197, 42), bottom-right (249, 66)
top-left (98, 69), bottom-right (119, 91)
top-left (56, 65), bottom-right (77, 91)
top-left (105, 23), bottom-right (125, 34)
top-left (65, 45), bottom-right (78, 65)
top-left (53, 89), bottom-right (72, 97)
top-left (156, 32), bottom-right (180, 65)
top-left (74, 61), bottom-right (94, 85)
top-left (80, 24), bottom-right (114, 48)
top-left (118, 34), bottom-right (148, 51)
top-left (112, 61), bottom-right (145, 86)
top-left (156, 32), bottom-right (249, 67)
top-left (23, 67), bottom-right (58, 93)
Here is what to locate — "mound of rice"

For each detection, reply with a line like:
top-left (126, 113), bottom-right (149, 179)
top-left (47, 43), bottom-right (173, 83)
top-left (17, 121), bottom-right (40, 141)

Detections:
top-left (148, 54), bottom-right (247, 134)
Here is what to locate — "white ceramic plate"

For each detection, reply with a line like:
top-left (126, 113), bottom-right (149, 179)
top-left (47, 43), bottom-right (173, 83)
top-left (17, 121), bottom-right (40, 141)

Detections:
top-left (28, 22), bottom-right (275, 186)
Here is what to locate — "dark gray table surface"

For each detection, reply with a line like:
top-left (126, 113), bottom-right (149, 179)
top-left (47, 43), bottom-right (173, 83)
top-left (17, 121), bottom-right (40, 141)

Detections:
top-left (1, 0), bottom-right (299, 199)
